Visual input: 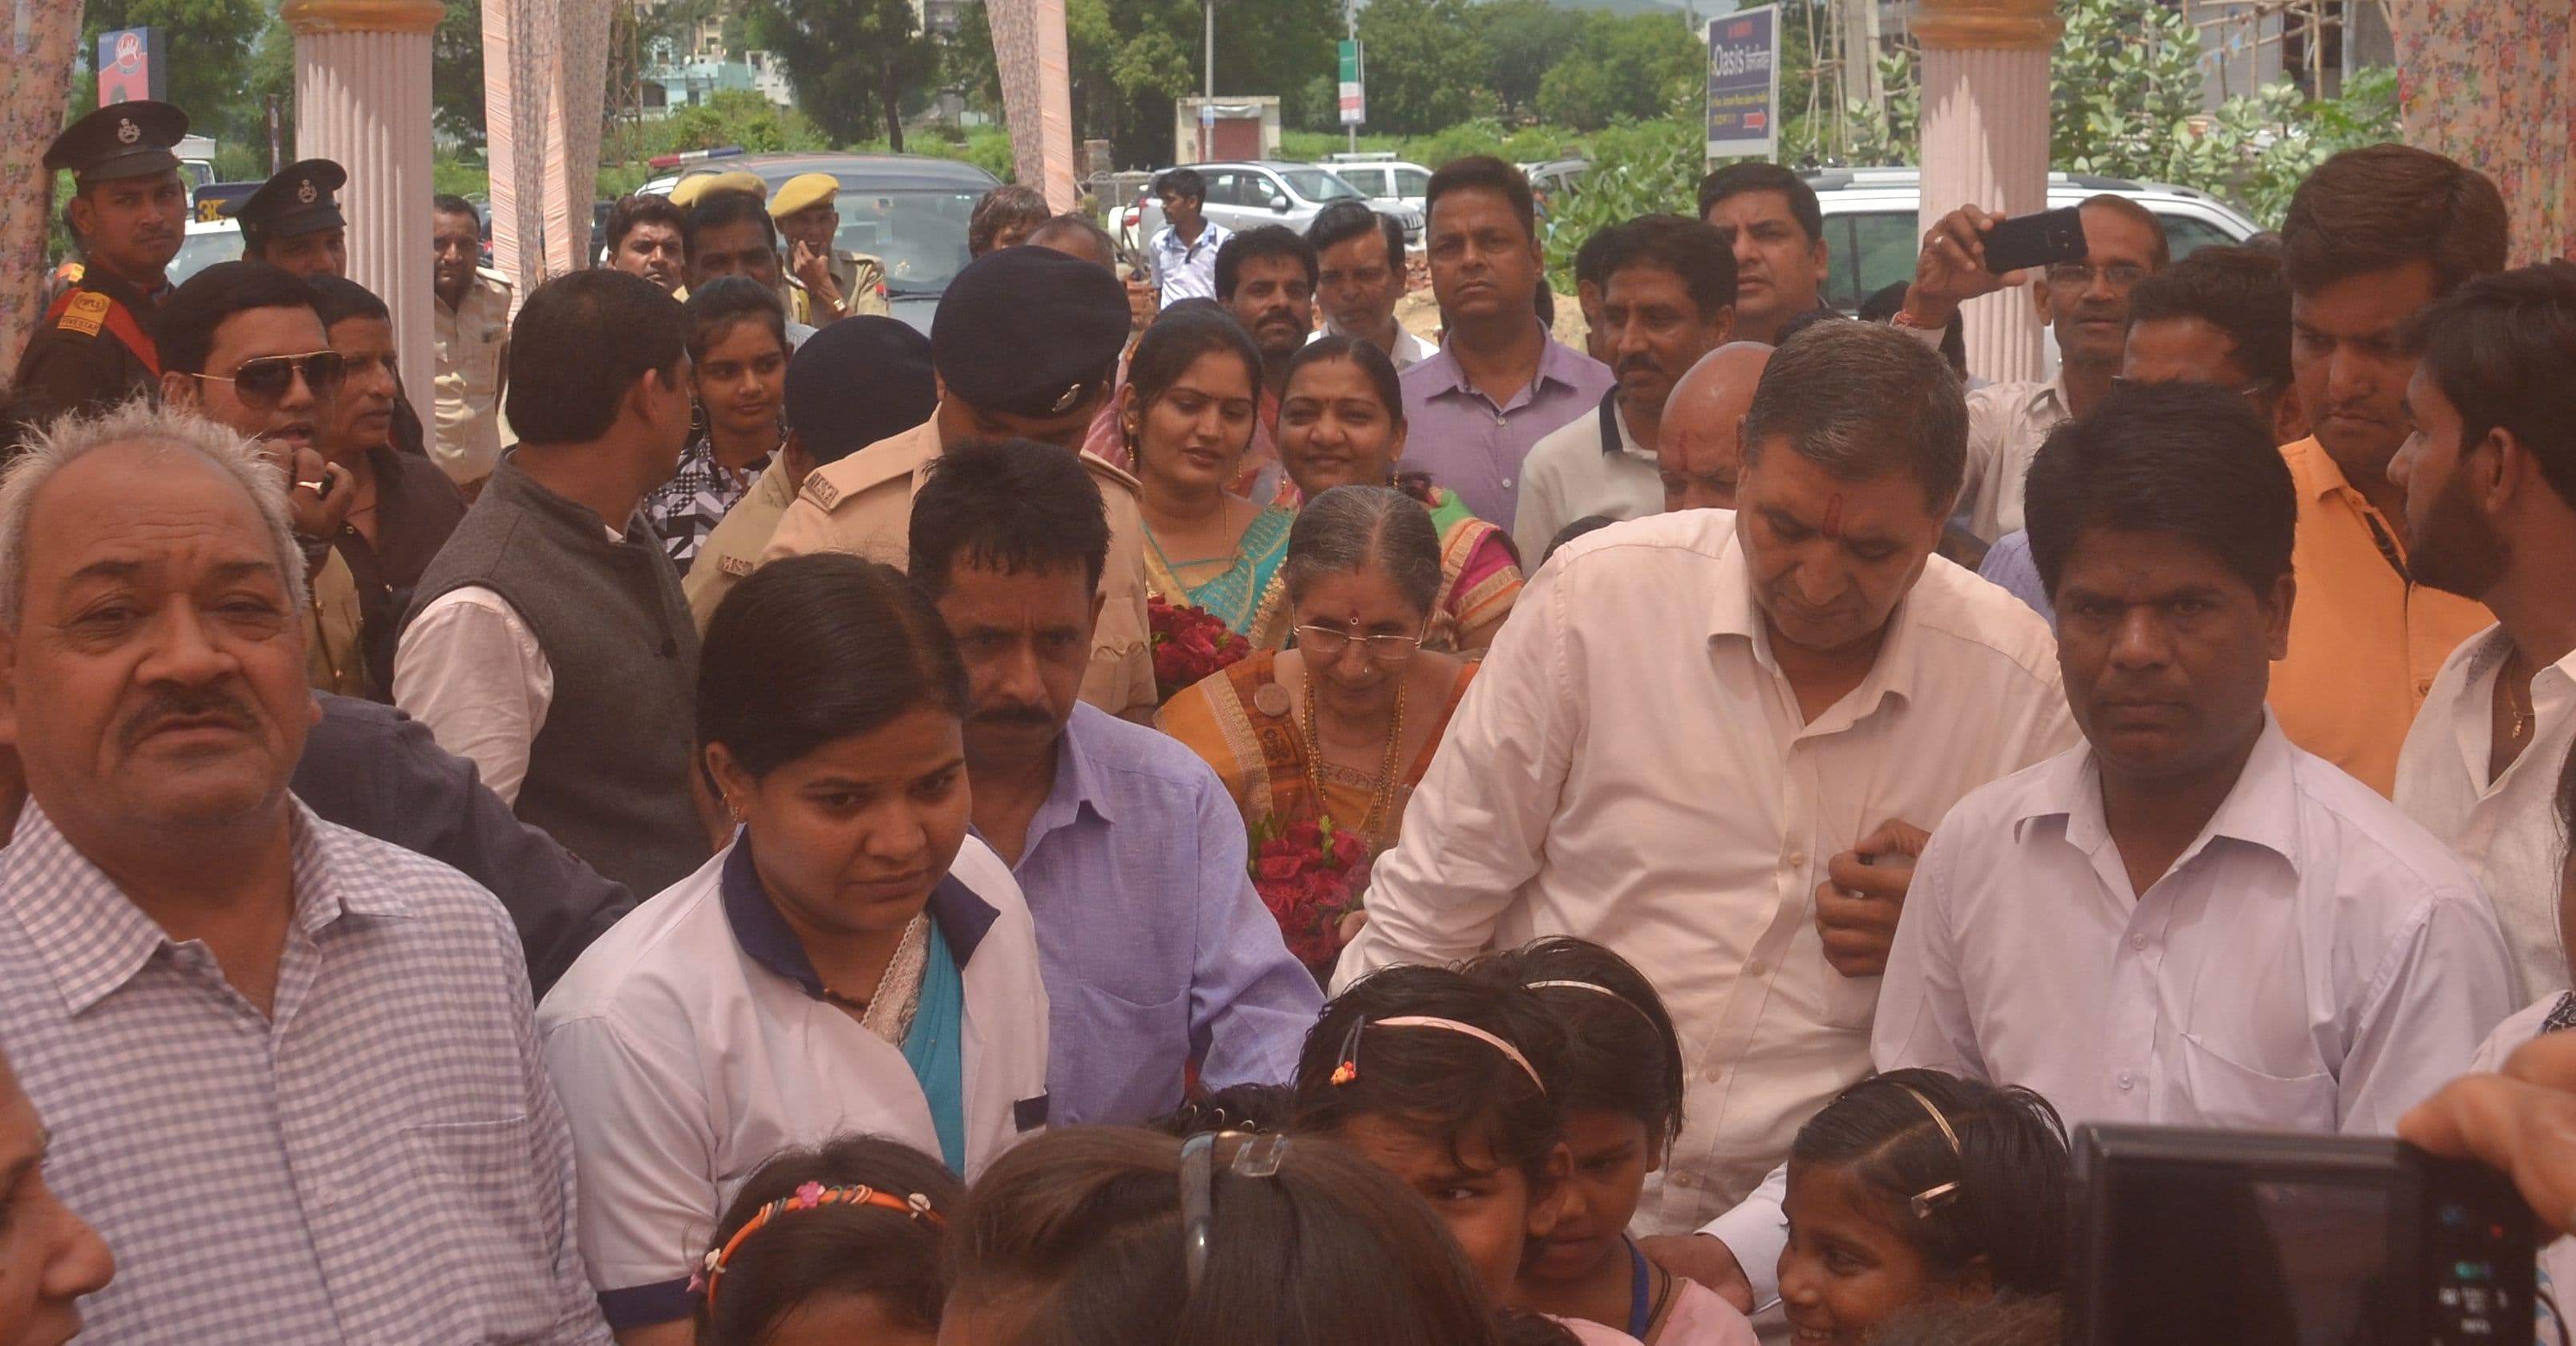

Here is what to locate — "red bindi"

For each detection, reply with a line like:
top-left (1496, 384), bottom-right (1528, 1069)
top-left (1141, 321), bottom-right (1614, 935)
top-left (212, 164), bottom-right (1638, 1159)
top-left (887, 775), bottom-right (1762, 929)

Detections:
top-left (1821, 493), bottom-right (1846, 540)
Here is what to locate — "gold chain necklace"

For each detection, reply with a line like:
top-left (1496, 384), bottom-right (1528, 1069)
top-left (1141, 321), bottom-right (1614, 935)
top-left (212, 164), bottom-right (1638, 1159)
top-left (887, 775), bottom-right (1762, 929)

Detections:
top-left (1301, 668), bottom-right (1407, 840)
top-left (2504, 645), bottom-right (2536, 744)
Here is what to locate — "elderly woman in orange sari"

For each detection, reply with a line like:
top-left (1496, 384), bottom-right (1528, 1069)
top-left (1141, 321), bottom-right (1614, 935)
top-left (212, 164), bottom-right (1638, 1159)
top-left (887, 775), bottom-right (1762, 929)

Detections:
top-left (1158, 485), bottom-right (1476, 857)
top-left (1274, 334), bottom-right (1522, 654)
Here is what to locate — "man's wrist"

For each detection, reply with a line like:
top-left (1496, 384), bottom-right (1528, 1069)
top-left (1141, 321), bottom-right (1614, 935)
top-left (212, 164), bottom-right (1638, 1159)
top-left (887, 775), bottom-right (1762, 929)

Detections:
top-left (1895, 287), bottom-right (1958, 330)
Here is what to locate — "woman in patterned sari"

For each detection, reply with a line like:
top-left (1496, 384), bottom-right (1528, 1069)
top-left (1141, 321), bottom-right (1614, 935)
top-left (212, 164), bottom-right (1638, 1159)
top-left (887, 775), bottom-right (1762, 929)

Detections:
top-left (1276, 334), bottom-right (1523, 653)
top-left (1122, 306), bottom-right (1298, 645)
top-left (1157, 486), bottom-right (1476, 859)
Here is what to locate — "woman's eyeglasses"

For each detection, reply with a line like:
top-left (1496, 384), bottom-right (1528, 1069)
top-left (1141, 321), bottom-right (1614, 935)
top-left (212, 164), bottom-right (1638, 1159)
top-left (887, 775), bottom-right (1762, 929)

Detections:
top-left (189, 351), bottom-right (348, 407)
top-left (1295, 622), bottom-right (1424, 667)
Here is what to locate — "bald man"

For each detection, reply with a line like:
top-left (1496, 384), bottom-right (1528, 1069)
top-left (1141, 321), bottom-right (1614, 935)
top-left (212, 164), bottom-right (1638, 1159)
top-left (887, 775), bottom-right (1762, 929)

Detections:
top-left (1657, 342), bottom-right (1772, 513)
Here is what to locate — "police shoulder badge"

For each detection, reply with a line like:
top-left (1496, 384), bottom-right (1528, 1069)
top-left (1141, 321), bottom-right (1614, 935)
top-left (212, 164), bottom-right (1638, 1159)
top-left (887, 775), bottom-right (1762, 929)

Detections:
top-left (59, 291), bottom-right (111, 338)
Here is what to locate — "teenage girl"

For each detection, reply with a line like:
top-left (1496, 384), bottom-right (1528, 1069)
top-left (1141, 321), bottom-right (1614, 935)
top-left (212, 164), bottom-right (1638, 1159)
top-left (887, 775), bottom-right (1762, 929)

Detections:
top-left (691, 1135), bottom-right (962, 1346)
top-left (1777, 1068), bottom-right (2072, 1346)
top-left (1476, 938), bottom-right (1759, 1346)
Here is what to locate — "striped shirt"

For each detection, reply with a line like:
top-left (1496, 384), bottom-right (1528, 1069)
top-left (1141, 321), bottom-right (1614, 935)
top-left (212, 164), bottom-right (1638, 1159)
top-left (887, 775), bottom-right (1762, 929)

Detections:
top-left (0, 800), bottom-right (612, 1345)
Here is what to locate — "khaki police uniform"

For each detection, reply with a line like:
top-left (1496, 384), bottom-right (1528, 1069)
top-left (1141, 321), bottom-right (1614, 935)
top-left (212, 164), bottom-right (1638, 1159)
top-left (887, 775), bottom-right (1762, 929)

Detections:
top-left (306, 549), bottom-right (371, 699)
top-left (682, 460), bottom-right (798, 631)
top-left (784, 251), bottom-right (890, 322)
top-left (760, 418), bottom-right (1156, 718)
top-left (431, 267), bottom-right (513, 486)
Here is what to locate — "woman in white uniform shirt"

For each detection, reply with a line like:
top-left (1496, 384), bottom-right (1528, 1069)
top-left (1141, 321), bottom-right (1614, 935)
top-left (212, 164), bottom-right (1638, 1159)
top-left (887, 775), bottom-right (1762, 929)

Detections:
top-left (537, 553), bottom-right (1051, 1345)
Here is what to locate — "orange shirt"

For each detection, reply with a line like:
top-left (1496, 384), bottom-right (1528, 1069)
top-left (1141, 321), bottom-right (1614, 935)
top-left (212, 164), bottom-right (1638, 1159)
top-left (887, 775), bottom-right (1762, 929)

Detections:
top-left (2268, 437), bottom-right (2493, 797)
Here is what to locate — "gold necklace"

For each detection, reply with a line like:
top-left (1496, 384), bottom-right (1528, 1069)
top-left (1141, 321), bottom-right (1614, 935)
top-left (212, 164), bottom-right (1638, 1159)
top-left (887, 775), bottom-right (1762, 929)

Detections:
top-left (1301, 667), bottom-right (1407, 841)
top-left (2504, 645), bottom-right (2536, 744)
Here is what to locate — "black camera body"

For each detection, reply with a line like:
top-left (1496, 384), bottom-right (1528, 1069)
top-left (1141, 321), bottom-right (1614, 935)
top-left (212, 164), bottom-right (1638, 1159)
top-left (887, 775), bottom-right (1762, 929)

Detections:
top-left (2068, 1125), bottom-right (2533, 1346)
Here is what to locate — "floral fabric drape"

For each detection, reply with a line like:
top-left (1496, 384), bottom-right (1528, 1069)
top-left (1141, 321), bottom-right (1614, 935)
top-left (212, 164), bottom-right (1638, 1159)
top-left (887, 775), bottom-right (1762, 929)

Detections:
top-left (2390, 0), bottom-right (2570, 263)
top-left (2, 0), bottom-right (83, 374)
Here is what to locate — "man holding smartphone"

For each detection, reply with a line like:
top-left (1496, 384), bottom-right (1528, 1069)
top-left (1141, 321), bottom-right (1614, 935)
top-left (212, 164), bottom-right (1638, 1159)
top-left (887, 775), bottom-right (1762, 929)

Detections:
top-left (1892, 194), bottom-right (2169, 546)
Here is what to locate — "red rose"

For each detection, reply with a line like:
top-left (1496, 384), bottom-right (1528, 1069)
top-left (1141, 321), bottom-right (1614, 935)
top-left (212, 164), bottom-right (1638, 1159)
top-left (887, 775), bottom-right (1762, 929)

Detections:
top-left (1257, 853), bottom-right (1303, 885)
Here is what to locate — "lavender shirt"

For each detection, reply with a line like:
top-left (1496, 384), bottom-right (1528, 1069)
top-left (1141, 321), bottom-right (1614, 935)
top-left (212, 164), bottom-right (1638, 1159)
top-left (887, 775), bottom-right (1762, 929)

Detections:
top-left (1399, 325), bottom-right (1616, 532)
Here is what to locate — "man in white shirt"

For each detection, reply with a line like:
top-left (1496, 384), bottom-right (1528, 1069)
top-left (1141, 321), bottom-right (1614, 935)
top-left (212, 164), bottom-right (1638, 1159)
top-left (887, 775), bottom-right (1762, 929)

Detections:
top-left (1699, 380), bottom-right (2517, 1312)
top-left (1513, 215), bottom-right (1737, 564)
top-left (1895, 194), bottom-right (2170, 543)
top-left (1147, 168), bottom-right (1231, 310)
top-left (395, 270), bottom-right (711, 900)
top-left (1306, 200), bottom-right (1434, 368)
top-left (1338, 322), bottom-right (2079, 1289)
top-left (2391, 262), bottom-right (2576, 1001)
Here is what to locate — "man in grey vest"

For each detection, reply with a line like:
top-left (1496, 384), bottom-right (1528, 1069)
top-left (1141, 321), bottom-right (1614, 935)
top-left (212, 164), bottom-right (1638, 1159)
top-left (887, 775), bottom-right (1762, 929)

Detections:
top-left (395, 269), bottom-right (712, 898)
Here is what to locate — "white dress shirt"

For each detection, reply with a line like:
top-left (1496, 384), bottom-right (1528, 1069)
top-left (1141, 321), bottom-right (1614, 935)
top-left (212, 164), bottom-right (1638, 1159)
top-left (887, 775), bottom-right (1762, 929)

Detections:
top-left (1310, 318), bottom-right (1436, 371)
top-left (537, 835), bottom-right (1050, 1331)
top-left (1708, 717), bottom-right (2516, 1305)
top-left (2396, 624), bottom-right (2576, 1003)
top-left (1959, 376), bottom-right (2069, 544)
top-left (1510, 392), bottom-right (1662, 566)
top-left (1335, 508), bottom-right (2080, 1236)
top-left (394, 588), bottom-right (555, 805)
top-left (1149, 220), bottom-right (1233, 307)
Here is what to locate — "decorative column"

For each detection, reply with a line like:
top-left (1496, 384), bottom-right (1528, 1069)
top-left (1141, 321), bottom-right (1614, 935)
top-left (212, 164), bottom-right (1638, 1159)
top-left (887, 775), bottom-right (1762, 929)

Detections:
top-left (286, 0), bottom-right (443, 415)
top-left (2386, 0), bottom-right (2568, 263)
top-left (2, 0), bottom-right (86, 374)
top-left (541, 0), bottom-right (611, 277)
top-left (1912, 0), bottom-right (2060, 385)
top-left (482, 0), bottom-right (556, 313)
top-left (986, 0), bottom-right (1077, 209)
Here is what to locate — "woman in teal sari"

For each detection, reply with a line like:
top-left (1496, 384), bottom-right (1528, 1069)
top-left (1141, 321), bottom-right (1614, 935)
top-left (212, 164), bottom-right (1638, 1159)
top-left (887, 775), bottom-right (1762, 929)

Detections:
top-left (1122, 305), bottom-right (1298, 647)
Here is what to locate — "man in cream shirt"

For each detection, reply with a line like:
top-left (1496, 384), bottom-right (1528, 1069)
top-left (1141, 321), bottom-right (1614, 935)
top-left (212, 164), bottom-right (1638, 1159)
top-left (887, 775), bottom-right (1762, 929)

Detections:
top-left (759, 246), bottom-right (1156, 719)
top-left (1337, 322), bottom-right (2079, 1297)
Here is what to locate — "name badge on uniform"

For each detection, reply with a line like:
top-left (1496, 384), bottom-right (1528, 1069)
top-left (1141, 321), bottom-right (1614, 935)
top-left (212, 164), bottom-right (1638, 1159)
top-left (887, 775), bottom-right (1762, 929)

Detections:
top-left (58, 292), bottom-right (110, 338)
top-left (719, 554), bottom-right (754, 578)
top-left (803, 476), bottom-right (840, 509)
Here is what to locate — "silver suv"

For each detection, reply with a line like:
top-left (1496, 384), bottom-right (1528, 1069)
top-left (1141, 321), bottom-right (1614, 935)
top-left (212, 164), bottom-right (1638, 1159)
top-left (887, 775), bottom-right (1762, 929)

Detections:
top-left (1139, 161), bottom-right (1424, 249)
top-left (1802, 168), bottom-right (2266, 313)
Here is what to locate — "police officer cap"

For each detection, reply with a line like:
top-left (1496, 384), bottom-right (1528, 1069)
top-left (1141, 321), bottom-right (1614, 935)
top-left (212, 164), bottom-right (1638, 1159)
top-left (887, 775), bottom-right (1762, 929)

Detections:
top-left (770, 173), bottom-right (840, 220)
top-left (785, 317), bottom-right (938, 464)
top-left (933, 246), bottom-right (1127, 421)
top-left (237, 159), bottom-right (347, 237)
top-left (44, 100), bottom-right (190, 184)
top-left (669, 170), bottom-right (767, 209)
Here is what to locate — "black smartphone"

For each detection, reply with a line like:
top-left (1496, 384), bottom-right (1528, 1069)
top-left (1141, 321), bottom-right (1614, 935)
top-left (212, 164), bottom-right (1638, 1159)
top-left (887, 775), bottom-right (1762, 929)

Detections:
top-left (1979, 205), bottom-right (2089, 274)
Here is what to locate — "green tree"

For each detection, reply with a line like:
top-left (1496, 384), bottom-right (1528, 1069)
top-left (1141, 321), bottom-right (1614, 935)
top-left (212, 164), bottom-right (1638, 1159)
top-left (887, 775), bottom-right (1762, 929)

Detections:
top-left (746, 0), bottom-right (938, 148)
top-left (1534, 12), bottom-right (1700, 133)
top-left (1353, 0), bottom-right (1488, 136)
top-left (431, 0), bottom-right (486, 144)
top-left (82, 0), bottom-right (265, 147)
top-left (1477, 0), bottom-right (1583, 120)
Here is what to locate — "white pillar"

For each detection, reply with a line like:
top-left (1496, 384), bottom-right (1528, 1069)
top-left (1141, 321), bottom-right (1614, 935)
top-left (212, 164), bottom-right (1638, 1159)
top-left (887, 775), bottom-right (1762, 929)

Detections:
top-left (1914, 0), bottom-right (2059, 385)
top-left (286, 0), bottom-right (442, 415)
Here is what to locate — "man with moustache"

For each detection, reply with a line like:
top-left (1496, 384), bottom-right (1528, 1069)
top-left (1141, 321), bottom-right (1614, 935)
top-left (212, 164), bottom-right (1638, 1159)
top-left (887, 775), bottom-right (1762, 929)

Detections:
top-left (907, 439), bottom-right (1316, 1125)
top-left (431, 195), bottom-right (512, 488)
top-left (1696, 164), bottom-right (1833, 346)
top-left (603, 193), bottom-right (688, 294)
top-left (1897, 194), bottom-right (2170, 544)
top-left (6, 102), bottom-right (191, 446)
top-left (1513, 215), bottom-right (1735, 562)
top-left (1400, 157), bottom-right (1614, 533)
top-left (155, 262), bottom-right (371, 699)
top-left (1306, 201), bottom-right (1433, 370)
top-left (1214, 225), bottom-right (1318, 505)
top-left (1658, 342), bottom-right (1772, 514)
top-left (2265, 144), bottom-right (2504, 798)
top-left (0, 402), bottom-right (613, 1344)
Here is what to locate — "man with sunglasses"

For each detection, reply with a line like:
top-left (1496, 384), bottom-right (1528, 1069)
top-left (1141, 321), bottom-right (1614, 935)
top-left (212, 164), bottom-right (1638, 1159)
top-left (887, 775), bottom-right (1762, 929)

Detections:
top-left (6, 101), bottom-right (192, 448)
top-left (1894, 193), bottom-right (2172, 546)
top-left (156, 261), bottom-right (372, 698)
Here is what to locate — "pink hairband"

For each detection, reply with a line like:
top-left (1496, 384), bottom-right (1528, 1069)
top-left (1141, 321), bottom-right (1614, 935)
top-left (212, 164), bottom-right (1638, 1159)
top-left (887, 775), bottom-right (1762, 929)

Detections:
top-left (1330, 1015), bottom-right (1546, 1092)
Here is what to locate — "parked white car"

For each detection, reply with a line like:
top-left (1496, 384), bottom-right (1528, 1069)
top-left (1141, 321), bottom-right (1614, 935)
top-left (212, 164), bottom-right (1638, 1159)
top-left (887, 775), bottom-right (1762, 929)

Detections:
top-left (1327, 155), bottom-right (1432, 218)
top-left (1802, 167), bottom-right (2266, 314)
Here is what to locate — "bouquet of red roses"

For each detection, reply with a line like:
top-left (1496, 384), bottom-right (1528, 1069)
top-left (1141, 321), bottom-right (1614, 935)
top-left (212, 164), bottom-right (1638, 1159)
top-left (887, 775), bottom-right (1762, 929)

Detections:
top-left (1149, 594), bottom-right (1251, 703)
top-left (1249, 813), bottom-right (1372, 976)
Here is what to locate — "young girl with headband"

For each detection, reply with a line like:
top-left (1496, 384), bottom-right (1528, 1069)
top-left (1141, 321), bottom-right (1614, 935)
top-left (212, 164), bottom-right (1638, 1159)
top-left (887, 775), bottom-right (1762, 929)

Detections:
top-left (1778, 1069), bottom-right (2072, 1346)
top-left (1472, 939), bottom-right (1758, 1346)
top-left (691, 1136), bottom-right (962, 1346)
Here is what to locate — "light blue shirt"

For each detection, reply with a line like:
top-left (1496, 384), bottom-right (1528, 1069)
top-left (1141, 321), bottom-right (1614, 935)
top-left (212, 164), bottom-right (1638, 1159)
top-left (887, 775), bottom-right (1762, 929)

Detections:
top-left (1150, 219), bottom-right (1234, 308)
top-left (1977, 528), bottom-right (2056, 628)
top-left (1008, 702), bottom-right (1321, 1125)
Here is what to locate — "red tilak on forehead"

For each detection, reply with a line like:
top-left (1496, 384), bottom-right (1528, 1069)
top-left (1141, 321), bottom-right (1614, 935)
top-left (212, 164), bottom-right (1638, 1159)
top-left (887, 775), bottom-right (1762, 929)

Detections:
top-left (1821, 493), bottom-right (1846, 540)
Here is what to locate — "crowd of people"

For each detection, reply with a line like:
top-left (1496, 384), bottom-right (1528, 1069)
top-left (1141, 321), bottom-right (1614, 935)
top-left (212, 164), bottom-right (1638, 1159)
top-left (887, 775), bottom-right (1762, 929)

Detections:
top-left (6, 91), bottom-right (2576, 1346)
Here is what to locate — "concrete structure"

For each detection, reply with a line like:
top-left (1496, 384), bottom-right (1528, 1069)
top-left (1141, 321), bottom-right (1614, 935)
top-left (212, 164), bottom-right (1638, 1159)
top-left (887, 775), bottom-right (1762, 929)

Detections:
top-left (1912, 0), bottom-right (2058, 385)
top-left (1173, 97), bottom-right (1282, 165)
top-left (286, 0), bottom-right (442, 411)
top-left (640, 51), bottom-right (796, 118)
